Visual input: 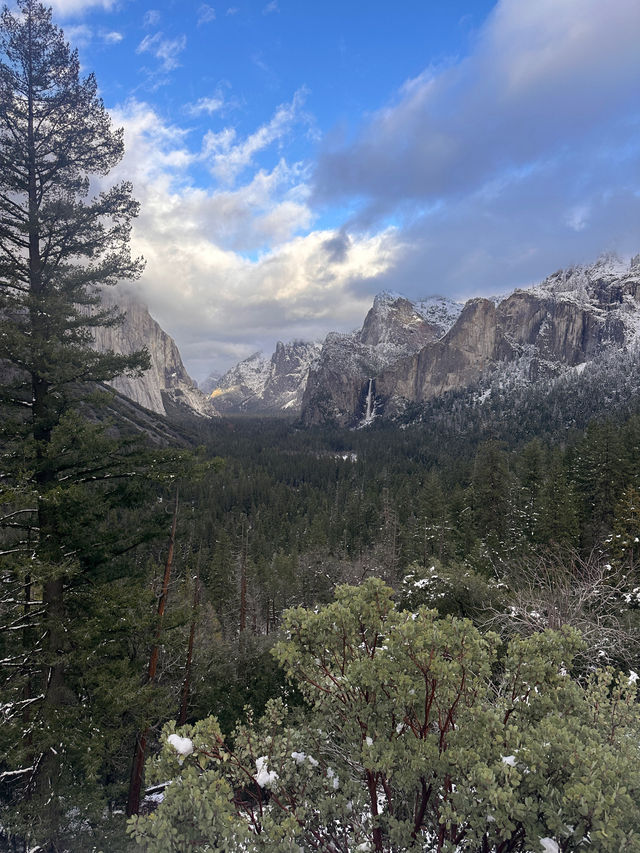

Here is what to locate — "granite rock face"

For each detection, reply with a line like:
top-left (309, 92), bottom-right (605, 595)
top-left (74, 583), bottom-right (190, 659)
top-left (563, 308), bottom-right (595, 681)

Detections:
top-left (93, 288), bottom-right (219, 418)
top-left (209, 340), bottom-right (322, 414)
top-left (376, 298), bottom-right (515, 409)
top-left (301, 254), bottom-right (640, 426)
top-left (301, 293), bottom-right (462, 426)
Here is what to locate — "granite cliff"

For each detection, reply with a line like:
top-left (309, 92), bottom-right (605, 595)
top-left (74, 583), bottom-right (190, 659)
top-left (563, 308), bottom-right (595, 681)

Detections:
top-left (292, 254), bottom-right (640, 426)
top-left (301, 293), bottom-right (462, 425)
top-left (93, 288), bottom-right (219, 419)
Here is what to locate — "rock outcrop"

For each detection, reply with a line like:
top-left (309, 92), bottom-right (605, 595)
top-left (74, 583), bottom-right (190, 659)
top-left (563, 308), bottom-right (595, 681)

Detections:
top-left (301, 293), bottom-right (462, 426)
top-left (209, 340), bottom-right (321, 414)
top-left (93, 288), bottom-right (219, 419)
top-left (375, 298), bottom-right (515, 409)
top-left (302, 254), bottom-right (640, 425)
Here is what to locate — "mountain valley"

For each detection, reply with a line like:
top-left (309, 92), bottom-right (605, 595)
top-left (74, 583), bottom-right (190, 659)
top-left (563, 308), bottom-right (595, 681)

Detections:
top-left (189, 254), bottom-right (640, 429)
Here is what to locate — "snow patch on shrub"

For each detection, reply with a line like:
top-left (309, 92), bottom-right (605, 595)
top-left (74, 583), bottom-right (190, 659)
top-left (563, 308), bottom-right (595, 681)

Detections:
top-left (255, 756), bottom-right (278, 789)
top-left (167, 734), bottom-right (193, 758)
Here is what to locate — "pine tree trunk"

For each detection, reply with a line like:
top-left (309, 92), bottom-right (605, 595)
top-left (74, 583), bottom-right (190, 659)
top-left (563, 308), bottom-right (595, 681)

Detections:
top-left (127, 488), bottom-right (179, 817)
top-left (25, 14), bottom-right (67, 827)
top-left (177, 558), bottom-right (200, 726)
top-left (239, 523), bottom-right (247, 633)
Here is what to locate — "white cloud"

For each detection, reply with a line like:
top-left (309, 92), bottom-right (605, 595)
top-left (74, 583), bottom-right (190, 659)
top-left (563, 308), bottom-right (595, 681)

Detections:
top-left (49, 0), bottom-right (115, 15)
top-left (106, 100), bottom-right (398, 378)
top-left (98, 0), bottom-right (640, 380)
top-left (197, 4), bottom-right (216, 25)
top-left (202, 88), bottom-right (309, 185)
top-left (64, 23), bottom-right (123, 48)
top-left (315, 0), bottom-right (640, 211)
top-left (565, 204), bottom-right (590, 233)
top-left (308, 0), bottom-right (640, 315)
top-left (137, 32), bottom-right (187, 72)
top-left (226, 7), bottom-right (239, 15)
top-left (143, 10), bottom-right (161, 28)
top-left (263, 1), bottom-right (279, 13)
top-left (186, 94), bottom-right (225, 117)
top-left (102, 30), bottom-right (123, 44)
top-left (364, 149), bottom-right (640, 304)
top-left (64, 23), bottom-right (92, 47)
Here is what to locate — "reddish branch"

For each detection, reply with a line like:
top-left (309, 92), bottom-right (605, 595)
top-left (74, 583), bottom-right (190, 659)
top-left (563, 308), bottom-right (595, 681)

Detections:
top-left (126, 488), bottom-right (179, 817)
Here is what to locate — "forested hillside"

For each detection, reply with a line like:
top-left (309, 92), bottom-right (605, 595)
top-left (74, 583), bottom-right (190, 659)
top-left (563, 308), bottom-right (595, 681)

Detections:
top-left (11, 394), bottom-right (640, 849)
top-left (2, 2), bottom-right (640, 852)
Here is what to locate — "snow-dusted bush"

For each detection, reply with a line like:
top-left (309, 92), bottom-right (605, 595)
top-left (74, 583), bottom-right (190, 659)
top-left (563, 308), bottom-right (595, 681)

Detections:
top-left (130, 579), bottom-right (640, 852)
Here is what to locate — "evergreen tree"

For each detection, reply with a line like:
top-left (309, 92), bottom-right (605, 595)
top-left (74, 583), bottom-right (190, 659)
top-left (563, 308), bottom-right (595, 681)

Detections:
top-left (0, 1), bottom-right (158, 846)
top-left (572, 422), bottom-right (625, 548)
top-left (469, 439), bottom-right (512, 548)
top-left (606, 485), bottom-right (640, 573)
top-left (536, 451), bottom-right (579, 548)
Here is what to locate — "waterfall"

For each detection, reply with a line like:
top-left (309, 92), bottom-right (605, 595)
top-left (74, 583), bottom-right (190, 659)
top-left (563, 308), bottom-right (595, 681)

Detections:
top-left (365, 378), bottom-right (374, 421)
top-left (358, 377), bottom-right (376, 427)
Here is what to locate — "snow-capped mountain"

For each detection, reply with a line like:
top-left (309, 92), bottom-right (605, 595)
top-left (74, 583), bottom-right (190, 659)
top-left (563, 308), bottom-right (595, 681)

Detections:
top-left (200, 370), bottom-right (223, 395)
top-left (209, 340), bottom-right (322, 414)
top-left (301, 254), bottom-right (640, 426)
top-left (301, 293), bottom-right (462, 425)
top-left (93, 288), bottom-right (219, 419)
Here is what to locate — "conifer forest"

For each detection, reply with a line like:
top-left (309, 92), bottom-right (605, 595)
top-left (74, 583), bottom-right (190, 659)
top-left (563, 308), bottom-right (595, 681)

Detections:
top-left (2, 2), bottom-right (640, 852)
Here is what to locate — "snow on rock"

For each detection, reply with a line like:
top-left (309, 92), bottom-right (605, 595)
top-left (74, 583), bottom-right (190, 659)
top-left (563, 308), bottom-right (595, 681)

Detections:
top-left (255, 756), bottom-right (278, 789)
top-left (629, 670), bottom-right (639, 685)
top-left (167, 734), bottom-right (194, 757)
top-left (143, 791), bottom-right (164, 804)
top-left (539, 839), bottom-right (560, 853)
top-left (304, 252), bottom-right (640, 427)
top-left (413, 295), bottom-right (464, 331)
top-left (209, 341), bottom-right (321, 414)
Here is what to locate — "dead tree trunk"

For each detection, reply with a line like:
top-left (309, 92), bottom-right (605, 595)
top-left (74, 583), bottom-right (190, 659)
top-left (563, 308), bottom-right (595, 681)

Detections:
top-left (239, 520), bottom-right (248, 634)
top-left (126, 488), bottom-right (179, 817)
top-left (177, 553), bottom-right (200, 726)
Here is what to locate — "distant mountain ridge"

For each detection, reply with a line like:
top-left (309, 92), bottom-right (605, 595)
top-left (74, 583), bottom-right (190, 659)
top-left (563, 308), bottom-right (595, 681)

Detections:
top-left (208, 340), bottom-right (322, 414)
top-left (204, 293), bottom-right (462, 417)
top-left (98, 252), bottom-right (640, 427)
top-left (306, 253), bottom-right (640, 427)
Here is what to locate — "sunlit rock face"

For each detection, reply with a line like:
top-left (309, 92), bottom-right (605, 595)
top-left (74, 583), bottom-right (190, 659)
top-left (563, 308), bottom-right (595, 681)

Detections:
top-left (301, 254), bottom-right (640, 426)
top-left (93, 288), bottom-right (219, 418)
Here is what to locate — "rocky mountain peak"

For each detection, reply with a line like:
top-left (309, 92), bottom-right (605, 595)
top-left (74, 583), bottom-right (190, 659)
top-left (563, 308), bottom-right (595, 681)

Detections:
top-left (301, 253), bottom-right (640, 427)
top-left (360, 292), bottom-right (441, 349)
top-left (209, 340), bottom-right (321, 414)
top-left (93, 287), bottom-right (219, 419)
top-left (530, 253), bottom-right (638, 303)
top-left (302, 292), bottom-right (460, 426)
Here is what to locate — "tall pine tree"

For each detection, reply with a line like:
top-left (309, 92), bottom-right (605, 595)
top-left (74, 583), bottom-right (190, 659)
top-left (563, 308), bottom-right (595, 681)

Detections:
top-left (0, 1), bottom-right (156, 847)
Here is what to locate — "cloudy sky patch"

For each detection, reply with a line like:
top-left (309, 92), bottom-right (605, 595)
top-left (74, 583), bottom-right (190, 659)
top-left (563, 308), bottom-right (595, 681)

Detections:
top-left (50, 0), bottom-right (640, 379)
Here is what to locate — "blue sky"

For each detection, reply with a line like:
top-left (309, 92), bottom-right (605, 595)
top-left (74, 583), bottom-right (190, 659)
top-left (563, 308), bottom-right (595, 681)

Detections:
top-left (46, 0), bottom-right (640, 379)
